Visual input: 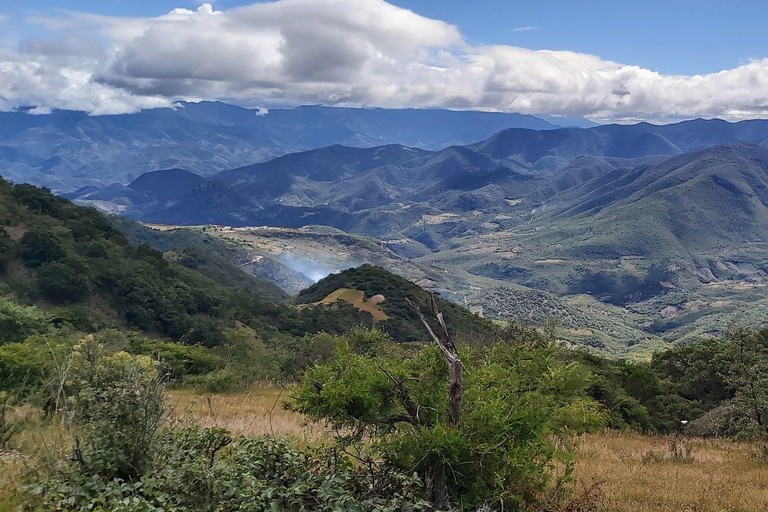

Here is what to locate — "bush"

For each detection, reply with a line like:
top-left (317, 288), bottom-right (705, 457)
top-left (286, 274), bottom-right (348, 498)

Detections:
top-left (24, 336), bottom-right (432, 512)
top-left (64, 336), bottom-right (166, 481)
top-left (0, 295), bottom-right (51, 344)
top-left (291, 336), bottom-right (605, 510)
top-left (31, 428), bottom-right (431, 512)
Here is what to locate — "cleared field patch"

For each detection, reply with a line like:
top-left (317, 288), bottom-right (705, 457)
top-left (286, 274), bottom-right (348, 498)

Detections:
top-left (313, 288), bottom-right (389, 322)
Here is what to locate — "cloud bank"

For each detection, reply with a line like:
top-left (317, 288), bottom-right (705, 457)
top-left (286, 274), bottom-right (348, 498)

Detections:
top-left (3, 0), bottom-right (768, 121)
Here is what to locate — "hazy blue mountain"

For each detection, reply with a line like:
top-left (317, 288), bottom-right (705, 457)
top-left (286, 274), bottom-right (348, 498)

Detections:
top-left (0, 103), bottom-right (557, 192)
top-left (128, 168), bottom-right (207, 201)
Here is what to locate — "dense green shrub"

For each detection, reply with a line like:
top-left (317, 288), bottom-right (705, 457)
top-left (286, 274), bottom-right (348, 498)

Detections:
top-left (0, 295), bottom-right (51, 344)
top-left (37, 260), bottom-right (93, 304)
top-left (64, 336), bottom-right (166, 481)
top-left (0, 333), bottom-right (69, 397)
top-left (292, 339), bottom-right (605, 509)
top-left (16, 226), bottom-right (68, 268)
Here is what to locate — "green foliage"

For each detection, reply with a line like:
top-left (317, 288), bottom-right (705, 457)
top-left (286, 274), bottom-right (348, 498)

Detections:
top-left (0, 228), bottom-right (12, 272)
top-left (650, 337), bottom-right (733, 431)
top-left (31, 429), bottom-right (431, 512)
top-left (0, 295), bottom-right (51, 344)
top-left (0, 335), bottom-right (66, 397)
top-left (37, 260), bottom-right (93, 304)
top-left (128, 336), bottom-right (223, 382)
top-left (719, 328), bottom-right (768, 438)
top-left (64, 336), bottom-right (166, 481)
top-left (16, 226), bottom-right (68, 268)
top-left (291, 338), bottom-right (605, 509)
top-left (24, 339), bottom-right (431, 512)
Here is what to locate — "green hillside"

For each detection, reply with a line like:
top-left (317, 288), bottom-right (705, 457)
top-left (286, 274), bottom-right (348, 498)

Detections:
top-left (295, 264), bottom-right (495, 342)
top-left (0, 178), bottom-right (379, 347)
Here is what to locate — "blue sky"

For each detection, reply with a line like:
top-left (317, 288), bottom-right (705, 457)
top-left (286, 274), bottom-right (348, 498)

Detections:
top-left (2, 0), bottom-right (768, 120)
top-left (6, 0), bottom-right (764, 75)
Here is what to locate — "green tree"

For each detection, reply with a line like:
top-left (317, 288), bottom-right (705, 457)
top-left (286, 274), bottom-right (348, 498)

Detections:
top-left (723, 327), bottom-right (768, 438)
top-left (291, 325), bottom-right (603, 509)
top-left (37, 260), bottom-right (93, 304)
top-left (16, 226), bottom-right (67, 268)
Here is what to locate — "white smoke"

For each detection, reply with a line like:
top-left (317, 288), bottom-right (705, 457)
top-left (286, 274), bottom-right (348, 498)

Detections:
top-left (279, 253), bottom-right (343, 283)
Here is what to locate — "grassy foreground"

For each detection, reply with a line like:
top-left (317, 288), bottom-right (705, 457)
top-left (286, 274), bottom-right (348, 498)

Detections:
top-left (171, 387), bottom-right (768, 512)
top-left (575, 431), bottom-right (768, 512)
top-left (4, 387), bottom-right (768, 511)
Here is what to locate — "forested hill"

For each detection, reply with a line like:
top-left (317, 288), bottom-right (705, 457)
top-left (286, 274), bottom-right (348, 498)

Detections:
top-left (295, 264), bottom-right (494, 342)
top-left (0, 177), bottom-right (382, 347)
top-left (0, 177), bottom-right (493, 348)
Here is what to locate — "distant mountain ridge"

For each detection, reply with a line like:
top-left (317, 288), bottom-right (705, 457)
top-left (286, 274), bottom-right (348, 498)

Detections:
top-left (74, 120), bottom-right (768, 238)
top-left (0, 102), bottom-right (557, 192)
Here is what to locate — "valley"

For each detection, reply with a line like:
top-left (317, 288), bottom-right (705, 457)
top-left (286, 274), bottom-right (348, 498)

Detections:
top-left (79, 125), bottom-right (768, 357)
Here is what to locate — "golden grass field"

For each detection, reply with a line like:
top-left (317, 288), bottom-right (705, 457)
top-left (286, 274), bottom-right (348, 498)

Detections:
top-left (167, 386), bottom-right (330, 444)
top-left (575, 432), bottom-right (768, 512)
top-left (4, 387), bottom-right (768, 511)
top-left (170, 387), bottom-right (768, 511)
top-left (306, 287), bottom-right (389, 322)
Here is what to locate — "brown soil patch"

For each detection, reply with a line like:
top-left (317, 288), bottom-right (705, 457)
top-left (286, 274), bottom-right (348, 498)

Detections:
top-left (566, 328), bottom-right (594, 336)
top-left (2, 225), bottom-right (26, 241)
top-left (317, 288), bottom-right (389, 322)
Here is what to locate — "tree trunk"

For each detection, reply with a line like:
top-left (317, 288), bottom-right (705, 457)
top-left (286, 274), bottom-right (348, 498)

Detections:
top-left (448, 357), bottom-right (462, 426)
top-left (407, 296), bottom-right (464, 508)
top-left (426, 458), bottom-right (449, 510)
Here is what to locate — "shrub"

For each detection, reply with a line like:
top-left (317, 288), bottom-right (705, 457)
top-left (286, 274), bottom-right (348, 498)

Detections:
top-left (64, 336), bottom-right (166, 481)
top-left (0, 295), bottom-right (51, 344)
top-left (291, 336), bottom-right (605, 510)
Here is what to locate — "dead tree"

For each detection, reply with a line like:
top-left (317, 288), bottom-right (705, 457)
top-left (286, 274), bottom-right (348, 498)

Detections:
top-left (407, 295), bottom-right (463, 508)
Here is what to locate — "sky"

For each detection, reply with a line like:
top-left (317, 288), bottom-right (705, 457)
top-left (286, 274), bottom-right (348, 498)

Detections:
top-left (1, 0), bottom-right (768, 122)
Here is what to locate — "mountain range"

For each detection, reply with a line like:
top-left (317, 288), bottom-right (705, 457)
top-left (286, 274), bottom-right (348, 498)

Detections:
top-left (0, 102), bottom-right (557, 193)
top-left (5, 104), bottom-right (768, 355)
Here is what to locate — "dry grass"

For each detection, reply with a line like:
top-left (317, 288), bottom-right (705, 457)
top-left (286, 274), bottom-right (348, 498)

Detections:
top-left (168, 388), bottom-right (768, 510)
top-left (0, 453), bottom-right (25, 512)
top-left (7, 387), bottom-right (768, 511)
top-left (308, 287), bottom-right (389, 322)
top-left (167, 386), bottom-right (329, 445)
top-left (575, 431), bottom-right (768, 512)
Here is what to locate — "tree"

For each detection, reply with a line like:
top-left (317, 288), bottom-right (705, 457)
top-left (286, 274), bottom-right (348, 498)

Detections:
top-left (37, 260), bottom-right (93, 304)
top-left (291, 302), bottom-right (603, 510)
top-left (17, 226), bottom-right (67, 268)
top-left (723, 327), bottom-right (768, 438)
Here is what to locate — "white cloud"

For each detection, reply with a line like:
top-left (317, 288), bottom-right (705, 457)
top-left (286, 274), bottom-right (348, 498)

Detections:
top-left (2, 0), bottom-right (768, 121)
top-left (510, 26), bottom-right (538, 32)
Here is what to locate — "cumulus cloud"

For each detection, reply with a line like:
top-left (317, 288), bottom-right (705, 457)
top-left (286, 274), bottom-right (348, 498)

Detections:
top-left (2, 0), bottom-right (768, 121)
